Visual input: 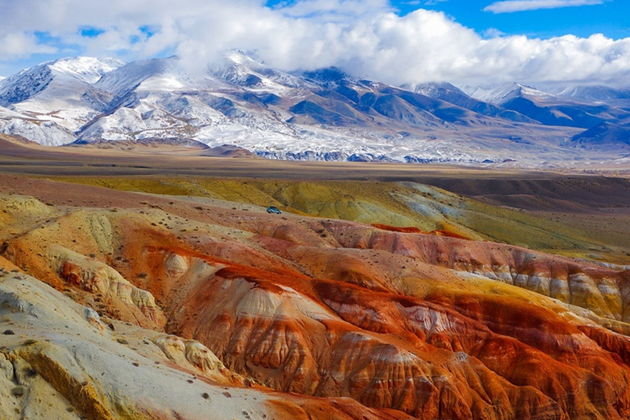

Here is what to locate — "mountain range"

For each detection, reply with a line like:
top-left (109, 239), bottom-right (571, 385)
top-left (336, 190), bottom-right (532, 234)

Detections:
top-left (1, 53), bottom-right (629, 167)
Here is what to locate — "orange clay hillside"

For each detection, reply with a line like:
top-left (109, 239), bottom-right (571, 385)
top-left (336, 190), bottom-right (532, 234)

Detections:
top-left (0, 173), bottom-right (630, 419)
top-left (372, 224), bottom-right (470, 239)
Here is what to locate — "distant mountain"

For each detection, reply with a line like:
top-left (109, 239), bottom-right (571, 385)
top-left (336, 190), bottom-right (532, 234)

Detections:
top-left (460, 82), bottom-right (533, 104)
top-left (552, 85), bottom-right (630, 104)
top-left (412, 82), bottom-right (535, 122)
top-left (0, 57), bottom-right (122, 112)
top-left (0, 57), bottom-right (123, 145)
top-left (571, 122), bottom-right (630, 148)
top-left (0, 53), bottom-right (628, 166)
top-left (464, 82), bottom-right (630, 131)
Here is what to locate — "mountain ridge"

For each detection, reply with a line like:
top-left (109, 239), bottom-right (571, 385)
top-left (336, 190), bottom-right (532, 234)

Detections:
top-left (0, 54), bottom-right (628, 167)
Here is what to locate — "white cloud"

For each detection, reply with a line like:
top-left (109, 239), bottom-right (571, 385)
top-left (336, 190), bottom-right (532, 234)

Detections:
top-left (0, 0), bottom-right (628, 87)
top-left (0, 33), bottom-right (57, 59)
top-left (484, 0), bottom-right (604, 13)
top-left (272, 0), bottom-right (390, 18)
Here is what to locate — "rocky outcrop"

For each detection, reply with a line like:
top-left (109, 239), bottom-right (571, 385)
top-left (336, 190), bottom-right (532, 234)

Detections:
top-left (151, 334), bottom-right (243, 384)
top-left (317, 221), bottom-right (630, 322)
top-left (0, 271), bottom-right (402, 419)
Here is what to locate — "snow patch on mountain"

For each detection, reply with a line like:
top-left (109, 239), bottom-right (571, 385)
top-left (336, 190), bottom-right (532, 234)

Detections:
top-left (460, 83), bottom-right (552, 104)
top-left (47, 56), bottom-right (123, 84)
top-left (0, 112), bottom-right (74, 146)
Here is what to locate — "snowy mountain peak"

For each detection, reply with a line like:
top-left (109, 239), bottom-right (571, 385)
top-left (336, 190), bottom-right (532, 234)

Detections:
top-left (0, 56), bottom-right (123, 106)
top-left (95, 57), bottom-right (190, 95)
top-left (224, 50), bottom-right (264, 68)
top-left (411, 82), bottom-right (463, 97)
top-left (211, 51), bottom-right (305, 90)
top-left (47, 56), bottom-right (124, 84)
top-left (511, 83), bottom-right (553, 100)
top-left (0, 64), bottom-right (53, 106)
top-left (461, 82), bottom-right (551, 104)
top-left (303, 67), bottom-right (352, 85)
top-left (212, 54), bottom-right (267, 87)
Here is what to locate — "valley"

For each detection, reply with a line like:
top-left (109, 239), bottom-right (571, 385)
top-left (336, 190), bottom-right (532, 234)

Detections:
top-left (0, 144), bottom-right (629, 419)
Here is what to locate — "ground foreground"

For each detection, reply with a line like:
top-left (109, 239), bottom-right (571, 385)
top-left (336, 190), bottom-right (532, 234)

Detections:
top-left (0, 168), bottom-right (629, 419)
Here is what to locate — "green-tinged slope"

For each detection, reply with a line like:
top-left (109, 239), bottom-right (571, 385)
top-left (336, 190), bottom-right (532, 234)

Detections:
top-left (43, 176), bottom-right (629, 264)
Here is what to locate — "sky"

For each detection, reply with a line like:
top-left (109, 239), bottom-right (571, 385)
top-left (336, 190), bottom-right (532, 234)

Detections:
top-left (0, 0), bottom-right (629, 87)
top-left (392, 0), bottom-right (629, 39)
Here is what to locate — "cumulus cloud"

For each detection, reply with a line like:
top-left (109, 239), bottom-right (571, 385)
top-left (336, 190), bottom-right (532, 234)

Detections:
top-left (484, 0), bottom-right (604, 13)
top-left (0, 0), bottom-right (629, 87)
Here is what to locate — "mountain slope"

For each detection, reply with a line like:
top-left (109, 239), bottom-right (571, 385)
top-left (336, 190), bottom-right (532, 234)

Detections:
top-left (413, 82), bottom-right (535, 122)
top-left (571, 121), bottom-right (630, 148)
top-left (0, 57), bottom-right (122, 143)
top-left (465, 82), bottom-right (630, 133)
top-left (552, 84), bottom-right (630, 105)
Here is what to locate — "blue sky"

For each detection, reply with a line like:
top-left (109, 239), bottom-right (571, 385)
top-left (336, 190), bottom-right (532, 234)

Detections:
top-left (1, 0), bottom-right (629, 86)
top-left (268, 0), bottom-right (629, 38)
top-left (392, 0), bottom-right (629, 39)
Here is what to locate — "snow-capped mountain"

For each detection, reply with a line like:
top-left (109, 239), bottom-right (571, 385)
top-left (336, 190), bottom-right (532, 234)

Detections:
top-left (551, 85), bottom-right (630, 105)
top-left (0, 53), bottom-right (628, 165)
top-left (462, 81), bottom-right (630, 138)
top-left (462, 82), bottom-right (556, 105)
top-left (411, 82), bottom-right (535, 123)
top-left (0, 57), bottom-right (122, 107)
top-left (0, 57), bottom-right (124, 144)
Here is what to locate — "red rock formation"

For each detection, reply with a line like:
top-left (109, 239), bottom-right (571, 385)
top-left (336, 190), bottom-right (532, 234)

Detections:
top-left (108, 238), bottom-right (630, 419)
top-left (372, 224), bottom-right (426, 234)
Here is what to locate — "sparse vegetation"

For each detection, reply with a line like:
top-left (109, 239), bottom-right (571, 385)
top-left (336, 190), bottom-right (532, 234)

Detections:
top-left (41, 175), bottom-right (630, 263)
